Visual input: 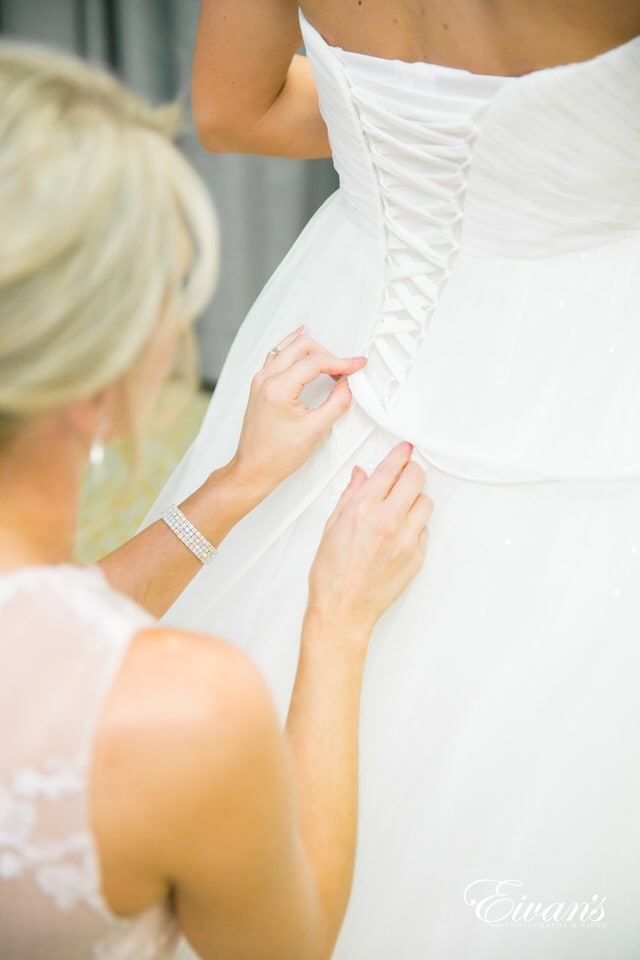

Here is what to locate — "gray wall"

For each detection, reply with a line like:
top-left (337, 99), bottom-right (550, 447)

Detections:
top-left (0, 0), bottom-right (338, 382)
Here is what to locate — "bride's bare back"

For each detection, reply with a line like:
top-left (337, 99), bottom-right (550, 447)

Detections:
top-left (301, 0), bottom-right (640, 74)
top-left (193, 0), bottom-right (640, 157)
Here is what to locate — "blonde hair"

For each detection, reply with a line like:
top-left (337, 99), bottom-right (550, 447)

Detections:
top-left (0, 40), bottom-right (218, 442)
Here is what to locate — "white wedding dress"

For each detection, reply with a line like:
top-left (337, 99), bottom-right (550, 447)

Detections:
top-left (148, 11), bottom-right (640, 958)
top-left (0, 565), bottom-right (180, 959)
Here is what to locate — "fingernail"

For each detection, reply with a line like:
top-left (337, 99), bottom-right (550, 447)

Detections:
top-left (295, 324), bottom-right (308, 334)
top-left (351, 355), bottom-right (368, 363)
top-left (402, 441), bottom-right (414, 453)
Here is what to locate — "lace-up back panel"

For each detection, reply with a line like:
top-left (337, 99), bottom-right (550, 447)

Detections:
top-left (300, 12), bottom-right (640, 482)
top-left (0, 565), bottom-right (180, 960)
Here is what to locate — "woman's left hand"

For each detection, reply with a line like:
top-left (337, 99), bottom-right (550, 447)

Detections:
top-left (227, 326), bottom-right (367, 496)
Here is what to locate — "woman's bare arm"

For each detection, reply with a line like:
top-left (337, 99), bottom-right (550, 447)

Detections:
top-left (93, 628), bottom-right (328, 959)
top-left (98, 335), bottom-right (365, 617)
top-left (92, 443), bottom-right (431, 959)
top-left (192, 0), bottom-right (330, 158)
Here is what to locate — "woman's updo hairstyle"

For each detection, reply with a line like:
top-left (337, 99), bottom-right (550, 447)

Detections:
top-left (0, 41), bottom-right (218, 442)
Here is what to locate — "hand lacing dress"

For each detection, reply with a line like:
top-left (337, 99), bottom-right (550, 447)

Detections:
top-left (149, 11), bottom-right (640, 957)
top-left (0, 565), bottom-right (180, 959)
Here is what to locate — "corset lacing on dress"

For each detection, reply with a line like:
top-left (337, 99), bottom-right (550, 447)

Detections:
top-left (362, 98), bottom-right (477, 409)
top-left (301, 11), bottom-right (640, 485)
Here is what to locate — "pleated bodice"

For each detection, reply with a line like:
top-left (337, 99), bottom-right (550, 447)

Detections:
top-left (301, 13), bottom-right (640, 483)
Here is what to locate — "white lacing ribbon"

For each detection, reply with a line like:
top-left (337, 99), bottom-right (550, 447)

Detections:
top-left (349, 87), bottom-right (482, 408)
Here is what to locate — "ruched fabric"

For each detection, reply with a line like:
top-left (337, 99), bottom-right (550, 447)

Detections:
top-left (151, 13), bottom-right (640, 959)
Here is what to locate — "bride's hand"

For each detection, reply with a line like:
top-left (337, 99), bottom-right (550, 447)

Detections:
top-left (228, 326), bottom-right (367, 494)
top-left (307, 442), bottom-right (433, 642)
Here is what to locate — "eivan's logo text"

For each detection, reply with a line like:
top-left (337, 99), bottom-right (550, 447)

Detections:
top-left (463, 879), bottom-right (607, 928)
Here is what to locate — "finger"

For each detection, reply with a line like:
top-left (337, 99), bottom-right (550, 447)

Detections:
top-left (278, 353), bottom-right (367, 399)
top-left (360, 442), bottom-right (414, 501)
top-left (261, 333), bottom-right (316, 373)
top-left (341, 465), bottom-right (368, 501)
top-left (325, 465), bottom-right (368, 528)
top-left (406, 522), bottom-right (430, 571)
top-left (418, 525), bottom-right (429, 555)
top-left (329, 357), bottom-right (368, 382)
top-left (262, 325), bottom-right (307, 369)
top-left (385, 460), bottom-right (427, 515)
top-left (405, 492), bottom-right (435, 535)
top-left (270, 331), bottom-right (367, 372)
top-left (306, 378), bottom-right (354, 434)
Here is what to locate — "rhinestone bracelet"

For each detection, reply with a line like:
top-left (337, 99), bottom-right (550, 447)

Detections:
top-left (161, 504), bottom-right (217, 565)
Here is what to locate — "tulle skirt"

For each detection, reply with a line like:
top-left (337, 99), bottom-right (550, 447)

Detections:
top-left (149, 191), bottom-right (640, 959)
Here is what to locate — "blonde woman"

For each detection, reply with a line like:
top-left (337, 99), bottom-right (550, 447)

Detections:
top-left (0, 42), bottom-right (433, 960)
top-left (151, 2), bottom-right (640, 958)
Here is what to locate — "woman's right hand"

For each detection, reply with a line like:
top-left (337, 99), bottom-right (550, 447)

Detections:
top-left (227, 327), bottom-right (367, 499)
top-left (307, 442), bottom-right (433, 642)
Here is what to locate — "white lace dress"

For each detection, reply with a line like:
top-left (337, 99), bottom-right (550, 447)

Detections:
top-left (150, 12), bottom-right (640, 958)
top-left (0, 565), bottom-right (180, 959)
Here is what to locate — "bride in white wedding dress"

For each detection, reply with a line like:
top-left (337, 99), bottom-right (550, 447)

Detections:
top-left (147, 2), bottom-right (640, 956)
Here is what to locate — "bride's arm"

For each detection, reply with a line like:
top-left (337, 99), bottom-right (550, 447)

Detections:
top-left (192, 0), bottom-right (331, 158)
top-left (98, 333), bottom-right (366, 617)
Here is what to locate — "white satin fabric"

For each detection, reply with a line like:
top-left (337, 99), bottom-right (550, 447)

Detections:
top-left (0, 565), bottom-right (179, 960)
top-left (152, 13), bottom-right (640, 958)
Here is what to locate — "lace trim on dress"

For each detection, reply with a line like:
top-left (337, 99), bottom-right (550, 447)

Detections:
top-left (0, 751), bottom-right (102, 913)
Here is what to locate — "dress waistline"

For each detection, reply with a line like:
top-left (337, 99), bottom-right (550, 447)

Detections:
top-left (351, 375), bottom-right (640, 486)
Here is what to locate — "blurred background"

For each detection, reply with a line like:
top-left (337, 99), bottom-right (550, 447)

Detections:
top-left (0, 0), bottom-right (337, 385)
top-left (0, 0), bottom-right (338, 557)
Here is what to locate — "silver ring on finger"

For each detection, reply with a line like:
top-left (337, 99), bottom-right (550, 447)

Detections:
top-left (269, 345), bottom-right (281, 356)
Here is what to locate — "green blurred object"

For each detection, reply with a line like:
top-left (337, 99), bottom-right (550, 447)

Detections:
top-left (75, 384), bottom-right (211, 564)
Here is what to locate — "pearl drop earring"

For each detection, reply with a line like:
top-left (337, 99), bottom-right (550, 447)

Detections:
top-left (88, 423), bottom-right (106, 480)
top-left (89, 436), bottom-right (105, 468)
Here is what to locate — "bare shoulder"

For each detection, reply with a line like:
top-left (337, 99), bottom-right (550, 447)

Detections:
top-left (100, 625), bottom-right (272, 738)
top-left (300, 0), bottom-right (640, 74)
top-left (91, 625), bottom-right (281, 918)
